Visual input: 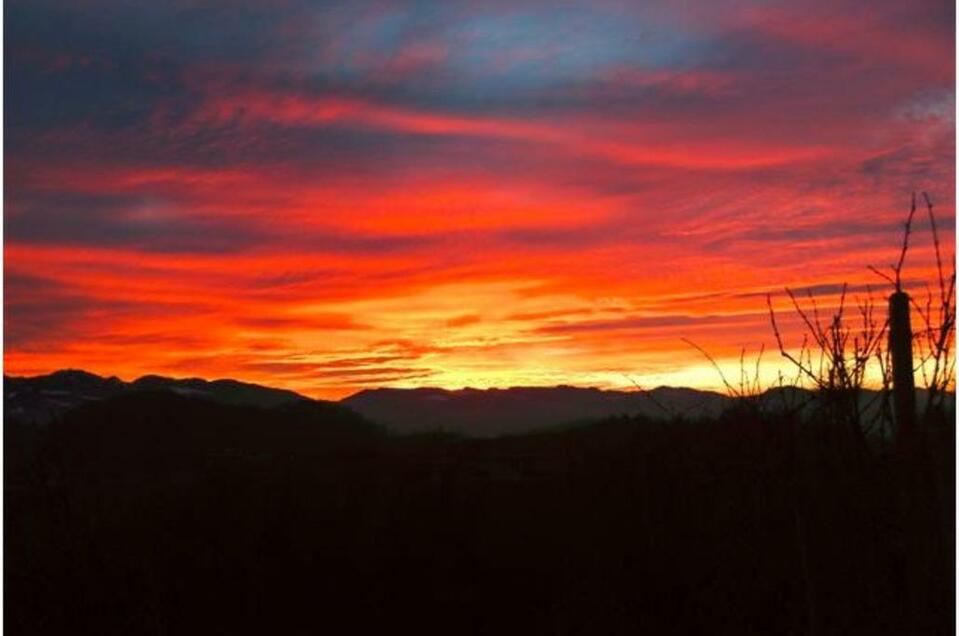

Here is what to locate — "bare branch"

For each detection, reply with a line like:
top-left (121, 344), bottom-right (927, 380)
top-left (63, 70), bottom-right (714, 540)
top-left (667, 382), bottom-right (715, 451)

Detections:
top-left (894, 192), bottom-right (918, 291)
top-left (867, 265), bottom-right (896, 288)
top-left (922, 192), bottom-right (946, 305)
top-left (680, 337), bottom-right (739, 397)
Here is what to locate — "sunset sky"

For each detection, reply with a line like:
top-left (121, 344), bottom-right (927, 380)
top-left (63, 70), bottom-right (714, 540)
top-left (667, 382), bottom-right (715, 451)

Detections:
top-left (5, 0), bottom-right (956, 399)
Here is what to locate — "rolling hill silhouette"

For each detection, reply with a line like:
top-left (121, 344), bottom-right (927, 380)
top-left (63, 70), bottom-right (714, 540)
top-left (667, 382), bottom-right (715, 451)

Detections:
top-left (342, 385), bottom-right (730, 435)
top-left (4, 369), bottom-right (309, 425)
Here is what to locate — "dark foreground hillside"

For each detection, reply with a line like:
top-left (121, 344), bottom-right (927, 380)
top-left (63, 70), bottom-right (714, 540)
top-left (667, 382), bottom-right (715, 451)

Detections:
top-left (6, 392), bottom-right (954, 635)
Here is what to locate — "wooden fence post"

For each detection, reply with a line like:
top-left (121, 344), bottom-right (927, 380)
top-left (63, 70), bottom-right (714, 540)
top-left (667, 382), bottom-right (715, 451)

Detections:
top-left (888, 291), bottom-right (916, 442)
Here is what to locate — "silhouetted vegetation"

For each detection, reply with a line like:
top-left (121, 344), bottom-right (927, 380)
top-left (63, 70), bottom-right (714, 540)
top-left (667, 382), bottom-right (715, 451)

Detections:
top-left (6, 389), bottom-right (953, 635)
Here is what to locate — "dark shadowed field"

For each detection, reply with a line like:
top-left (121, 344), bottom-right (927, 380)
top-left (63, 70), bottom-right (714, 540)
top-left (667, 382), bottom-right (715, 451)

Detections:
top-left (5, 391), bottom-right (954, 635)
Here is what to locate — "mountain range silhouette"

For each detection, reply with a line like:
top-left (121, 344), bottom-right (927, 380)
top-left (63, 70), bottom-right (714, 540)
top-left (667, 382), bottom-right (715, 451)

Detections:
top-left (6, 369), bottom-right (950, 437)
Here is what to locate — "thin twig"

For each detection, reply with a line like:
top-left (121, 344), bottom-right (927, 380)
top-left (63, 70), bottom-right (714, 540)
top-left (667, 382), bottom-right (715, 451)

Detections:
top-left (680, 337), bottom-right (739, 397)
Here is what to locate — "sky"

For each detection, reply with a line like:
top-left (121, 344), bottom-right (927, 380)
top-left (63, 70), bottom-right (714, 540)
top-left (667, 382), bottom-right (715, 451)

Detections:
top-left (5, 0), bottom-right (956, 399)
